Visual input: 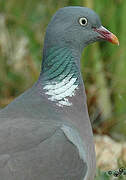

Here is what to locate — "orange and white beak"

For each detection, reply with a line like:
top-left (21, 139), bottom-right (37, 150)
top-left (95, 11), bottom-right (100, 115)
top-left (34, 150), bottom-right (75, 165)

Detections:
top-left (94, 26), bottom-right (119, 45)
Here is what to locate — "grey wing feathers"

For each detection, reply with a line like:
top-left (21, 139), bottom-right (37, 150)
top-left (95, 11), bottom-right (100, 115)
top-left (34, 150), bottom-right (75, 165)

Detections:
top-left (0, 124), bottom-right (87, 180)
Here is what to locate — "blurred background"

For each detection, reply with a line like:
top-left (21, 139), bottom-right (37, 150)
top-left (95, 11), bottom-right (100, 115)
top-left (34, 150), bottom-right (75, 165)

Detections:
top-left (0, 0), bottom-right (126, 179)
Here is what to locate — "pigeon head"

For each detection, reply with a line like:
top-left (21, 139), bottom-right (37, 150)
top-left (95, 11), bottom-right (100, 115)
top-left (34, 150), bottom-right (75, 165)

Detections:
top-left (41, 7), bottom-right (119, 107)
top-left (44, 6), bottom-right (119, 53)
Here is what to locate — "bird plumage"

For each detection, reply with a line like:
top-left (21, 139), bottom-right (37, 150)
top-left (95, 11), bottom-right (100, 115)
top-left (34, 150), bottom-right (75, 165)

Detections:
top-left (0, 6), bottom-right (119, 180)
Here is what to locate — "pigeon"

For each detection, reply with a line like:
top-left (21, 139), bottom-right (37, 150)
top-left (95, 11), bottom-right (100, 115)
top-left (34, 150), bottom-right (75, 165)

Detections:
top-left (0, 6), bottom-right (119, 180)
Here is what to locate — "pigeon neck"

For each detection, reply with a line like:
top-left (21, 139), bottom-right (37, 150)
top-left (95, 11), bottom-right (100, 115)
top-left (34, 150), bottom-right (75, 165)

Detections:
top-left (39, 46), bottom-right (85, 108)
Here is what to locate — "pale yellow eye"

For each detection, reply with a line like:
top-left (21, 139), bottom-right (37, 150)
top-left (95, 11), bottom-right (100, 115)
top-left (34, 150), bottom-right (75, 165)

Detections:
top-left (79, 17), bottom-right (88, 26)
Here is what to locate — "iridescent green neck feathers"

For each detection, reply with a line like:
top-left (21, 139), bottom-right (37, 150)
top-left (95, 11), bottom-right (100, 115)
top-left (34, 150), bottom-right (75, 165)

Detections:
top-left (41, 47), bottom-right (80, 107)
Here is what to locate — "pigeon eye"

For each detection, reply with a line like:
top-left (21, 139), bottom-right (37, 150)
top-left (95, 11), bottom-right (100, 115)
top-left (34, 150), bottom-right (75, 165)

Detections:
top-left (79, 17), bottom-right (88, 26)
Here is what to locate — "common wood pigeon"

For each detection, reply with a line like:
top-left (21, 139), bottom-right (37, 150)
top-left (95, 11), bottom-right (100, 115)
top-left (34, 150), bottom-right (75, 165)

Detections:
top-left (0, 6), bottom-right (119, 180)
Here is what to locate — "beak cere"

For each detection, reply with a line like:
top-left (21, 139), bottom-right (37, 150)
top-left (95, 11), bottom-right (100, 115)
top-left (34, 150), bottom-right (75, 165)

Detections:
top-left (94, 26), bottom-right (119, 45)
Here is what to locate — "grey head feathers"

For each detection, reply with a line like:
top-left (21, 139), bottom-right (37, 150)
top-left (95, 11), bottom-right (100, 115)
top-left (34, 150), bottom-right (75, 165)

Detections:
top-left (43, 6), bottom-right (102, 55)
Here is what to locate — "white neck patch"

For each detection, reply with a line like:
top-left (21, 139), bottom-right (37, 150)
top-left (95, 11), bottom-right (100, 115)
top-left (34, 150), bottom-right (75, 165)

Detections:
top-left (43, 75), bottom-right (78, 107)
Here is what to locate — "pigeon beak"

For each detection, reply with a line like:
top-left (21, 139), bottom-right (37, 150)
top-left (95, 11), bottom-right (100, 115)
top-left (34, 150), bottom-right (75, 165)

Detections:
top-left (94, 26), bottom-right (119, 45)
